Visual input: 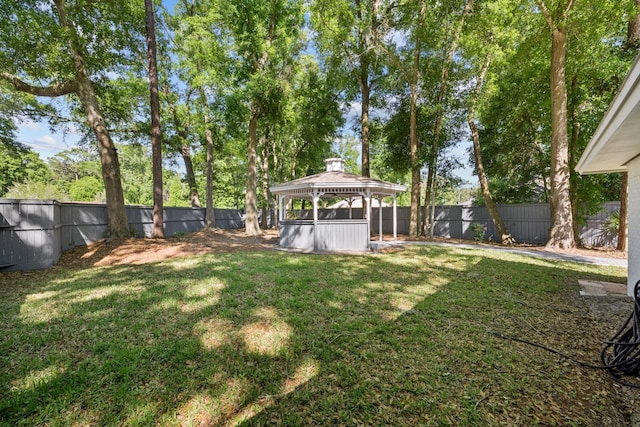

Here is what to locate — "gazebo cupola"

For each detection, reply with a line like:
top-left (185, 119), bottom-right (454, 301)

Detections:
top-left (270, 158), bottom-right (407, 252)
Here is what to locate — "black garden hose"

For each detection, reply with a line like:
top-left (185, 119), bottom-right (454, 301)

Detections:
top-left (490, 280), bottom-right (640, 388)
top-left (600, 280), bottom-right (640, 386)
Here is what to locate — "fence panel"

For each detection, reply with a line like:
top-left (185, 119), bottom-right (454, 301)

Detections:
top-left (0, 199), bottom-right (623, 272)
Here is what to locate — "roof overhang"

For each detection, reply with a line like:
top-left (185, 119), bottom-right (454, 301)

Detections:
top-left (576, 53), bottom-right (640, 175)
top-left (270, 171), bottom-right (407, 199)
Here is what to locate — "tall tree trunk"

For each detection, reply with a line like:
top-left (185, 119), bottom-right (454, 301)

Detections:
top-left (200, 89), bottom-right (216, 228)
top-left (468, 54), bottom-right (514, 245)
top-left (536, 0), bottom-right (575, 249)
top-left (145, 0), bottom-right (164, 239)
top-left (408, 0), bottom-right (426, 237)
top-left (245, 100), bottom-right (262, 236)
top-left (546, 27), bottom-right (575, 249)
top-left (52, 0), bottom-right (129, 238)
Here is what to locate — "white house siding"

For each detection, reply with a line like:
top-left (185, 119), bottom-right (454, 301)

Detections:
top-left (628, 156), bottom-right (640, 295)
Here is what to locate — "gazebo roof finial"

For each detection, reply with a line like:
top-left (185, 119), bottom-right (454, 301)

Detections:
top-left (324, 158), bottom-right (345, 172)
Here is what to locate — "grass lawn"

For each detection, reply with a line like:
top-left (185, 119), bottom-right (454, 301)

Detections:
top-left (0, 245), bottom-right (635, 426)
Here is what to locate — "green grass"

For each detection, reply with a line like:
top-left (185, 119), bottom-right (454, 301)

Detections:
top-left (0, 246), bottom-right (630, 426)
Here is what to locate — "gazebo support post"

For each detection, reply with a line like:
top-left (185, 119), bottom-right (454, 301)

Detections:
top-left (359, 191), bottom-right (372, 243)
top-left (393, 195), bottom-right (398, 241)
top-left (378, 196), bottom-right (383, 242)
top-left (312, 191), bottom-right (324, 251)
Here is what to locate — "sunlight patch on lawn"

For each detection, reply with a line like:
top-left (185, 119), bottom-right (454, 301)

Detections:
top-left (10, 364), bottom-right (65, 393)
top-left (123, 401), bottom-right (159, 426)
top-left (180, 279), bottom-right (225, 313)
top-left (70, 284), bottom-right (145, 303)
top-left (194, 317), bottom-right (235, 350)
top-left (166, 257), bottom-right (207, 270)
top-left (353, 279), bottom-right (447, 321)
top-left (176, 377), bottom-right (249, 427)
top-left (226, 358), bottom-right (320, 426)
top-left (240, 307), bottom-right (292, 357)
top-left (20, 283), bottom-right (144, 323)
top-left (282, 357), bottom-right (319, 395)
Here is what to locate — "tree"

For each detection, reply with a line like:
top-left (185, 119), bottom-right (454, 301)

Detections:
top-left (223, 0), bottom-right (305, 235)
top-left (467, 52), bottom-right (514, 245)
top-left (0, 1), bottom-right (144, 238)
top-left (311, 0), bottom-right (390, 180)
top-left (145, 0), bottom-right (164, 238)
top-left (535, 0), bottom-right (576, 249)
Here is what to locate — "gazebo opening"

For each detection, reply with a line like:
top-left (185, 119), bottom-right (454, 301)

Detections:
top-left (270, 158), bottom-right (407, 252)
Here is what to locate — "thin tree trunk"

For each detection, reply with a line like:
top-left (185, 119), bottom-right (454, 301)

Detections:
top-left (166, 87), bottom-right (201, 208)
top-left (260, 139), bottom-right (273, 230)
top-left (423, 166), bottom-right (435, 236)
top-left (181, 142), bottom-right (200, 208)
top-left (200, 90), bottom-right (216, 228)
top-left (468, 54), bottom-right (514, 245)
top-left (618, 172), bottom-right (628, 251)
top-left (423, 0), bottom-right (474, 238)
top-left (245, 100), bottom-right (262, 236)
top-left (361, 66), bottom-right (371, 179)
top-left (145, 0), bottom-right (164, 239)
top-left (569, 76), bottom-right (581, 246)
top-left (52, 0), bottom-right (129, 239)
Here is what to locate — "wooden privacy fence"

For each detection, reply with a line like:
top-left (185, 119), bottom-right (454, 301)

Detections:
top-left (0, 199), bottom-right (620, 271)
top-left (0, 200), bottom-right (243, 272)
top-left (302, 201), bottom-right (621, 246)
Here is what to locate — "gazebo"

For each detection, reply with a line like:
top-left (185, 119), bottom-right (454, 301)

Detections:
top-left (270, 158), bottom-right (407, 252)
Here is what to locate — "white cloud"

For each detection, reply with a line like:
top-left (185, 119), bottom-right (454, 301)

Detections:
top-left (33, 135), bottom-right (57, 147)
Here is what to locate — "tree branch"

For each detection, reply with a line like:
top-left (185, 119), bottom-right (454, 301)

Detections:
top-left (563, 0), bottom-right (575, 20)
top-left (1, 72), bottom-right (78, 97)
top-left (534, 0), bottom-right (555, 31)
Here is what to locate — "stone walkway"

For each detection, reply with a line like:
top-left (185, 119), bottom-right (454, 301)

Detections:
top-left (373, 240), bottom-right (627, 268)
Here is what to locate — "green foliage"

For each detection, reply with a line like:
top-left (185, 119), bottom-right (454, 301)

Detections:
top-left (603, 209), bottom-right (620, 235)
top-left (69, 176), bottom-right (103, 202)
top-left (4, 178), bottom-right (67, 200)
top-left (470, 222), bottom-right (486, 241)
top-left (0, 140), bottom-right (51, 197)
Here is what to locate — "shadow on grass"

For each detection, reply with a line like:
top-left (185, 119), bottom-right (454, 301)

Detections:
top-left (0, 246), bottom-right (628, 426)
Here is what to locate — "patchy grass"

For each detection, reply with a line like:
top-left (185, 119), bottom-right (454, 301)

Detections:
top-left (0, 246), bottom-right (635, 426)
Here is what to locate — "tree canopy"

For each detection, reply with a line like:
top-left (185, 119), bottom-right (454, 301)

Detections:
top-left (0, 0), bottom-right (635, 245)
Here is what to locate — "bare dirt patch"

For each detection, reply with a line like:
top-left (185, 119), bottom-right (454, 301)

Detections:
top-left (57, 228), bottom-right (280, 268)
top-left (57, 229), bottom-right (626, 268)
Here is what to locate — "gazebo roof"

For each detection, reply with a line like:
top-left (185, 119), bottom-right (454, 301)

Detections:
top-left (270, 159), bottom-right (407, 199)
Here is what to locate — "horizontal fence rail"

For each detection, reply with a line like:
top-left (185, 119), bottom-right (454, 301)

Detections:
top-left (0, 199), bottom-right (621, 271)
